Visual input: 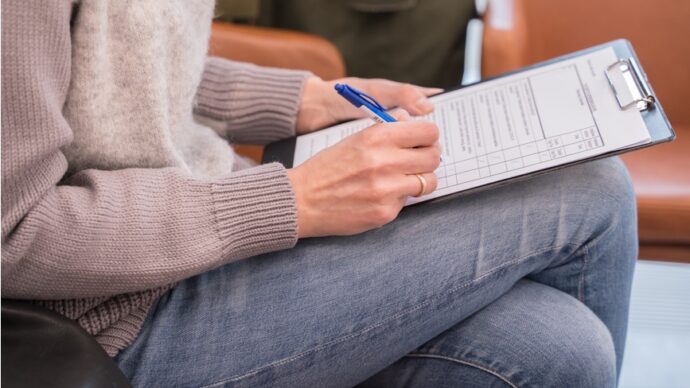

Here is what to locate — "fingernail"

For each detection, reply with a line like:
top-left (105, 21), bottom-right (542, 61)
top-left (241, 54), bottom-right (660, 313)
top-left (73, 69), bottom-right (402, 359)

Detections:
top-left (425, 87), bottom-right (444, 94)
top-left (416, 98), bottom-right (434, 113)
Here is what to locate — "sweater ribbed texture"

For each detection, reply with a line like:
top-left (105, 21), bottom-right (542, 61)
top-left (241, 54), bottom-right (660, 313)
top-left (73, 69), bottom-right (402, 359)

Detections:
top-left (2, 1), bottom-right (306, 356)
top-left (195, 58), bottom-right (310, 145)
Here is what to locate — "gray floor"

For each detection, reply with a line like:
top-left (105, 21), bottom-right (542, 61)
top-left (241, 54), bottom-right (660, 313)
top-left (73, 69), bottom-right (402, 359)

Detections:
top-left (619, 260), bottom-right (690, 388)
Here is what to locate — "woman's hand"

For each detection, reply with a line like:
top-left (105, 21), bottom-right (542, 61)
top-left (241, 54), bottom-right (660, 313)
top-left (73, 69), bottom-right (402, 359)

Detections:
top-left (287, 110), bottom-right (441, 238)
top-left (296, 76), bottom-right (443, 134)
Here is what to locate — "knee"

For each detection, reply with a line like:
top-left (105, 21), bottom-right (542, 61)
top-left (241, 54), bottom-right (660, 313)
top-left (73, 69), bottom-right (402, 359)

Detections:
top-left (367, 281), bottom-right (619, 387)
top-left (580, 157), bottom-right (636, 223)
top-left (548, 310), bottom-right (618, 387)
top-left (570, 157), bottom-right (638, 253)
top-left (482, 281), bottom-right (618, 387)
top-left (522, 286), bottom-right (618, 387)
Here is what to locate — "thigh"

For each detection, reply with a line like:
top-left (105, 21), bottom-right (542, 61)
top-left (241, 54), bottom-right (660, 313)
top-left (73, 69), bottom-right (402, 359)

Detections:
top-left (359, 280), bottom-right (617, 388)
top-left (115, 158), bottom-right (634, 388)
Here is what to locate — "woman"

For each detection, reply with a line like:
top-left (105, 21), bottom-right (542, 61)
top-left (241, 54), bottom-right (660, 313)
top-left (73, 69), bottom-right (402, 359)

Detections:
top-left (2, 1), bottom-right (636, 387)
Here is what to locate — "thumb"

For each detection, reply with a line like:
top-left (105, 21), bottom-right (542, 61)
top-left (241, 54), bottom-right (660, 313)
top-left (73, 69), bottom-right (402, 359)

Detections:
top-left (388, 108), bottom-right (412, 122)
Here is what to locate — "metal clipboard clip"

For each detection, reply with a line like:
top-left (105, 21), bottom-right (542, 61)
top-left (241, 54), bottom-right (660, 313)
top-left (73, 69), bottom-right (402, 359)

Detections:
top-left (605, 58), bottom-right (655, 111)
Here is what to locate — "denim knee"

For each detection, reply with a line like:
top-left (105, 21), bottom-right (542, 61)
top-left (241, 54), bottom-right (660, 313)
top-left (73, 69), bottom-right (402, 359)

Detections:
top-left (546, 307), bottom-right (618, 387)
top-left (498, 283), bottom-right (619, 387)
top-left (579, 157), bottom-right (636, 229)
top-left (572, 157), bottom-right (638, 268)
top-left (410, 281), bottom-right (618, 388)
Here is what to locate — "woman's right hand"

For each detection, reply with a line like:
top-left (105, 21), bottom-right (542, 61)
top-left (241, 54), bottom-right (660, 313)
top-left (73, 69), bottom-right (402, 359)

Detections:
top-left (287, 110), bottom-right (441, 238)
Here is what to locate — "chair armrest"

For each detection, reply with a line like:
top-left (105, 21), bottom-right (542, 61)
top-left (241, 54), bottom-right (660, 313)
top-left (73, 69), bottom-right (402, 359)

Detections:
top-left (481, 0), bottom-right (528, 78)
top-left (209, 22), bottom-right (346, 80)
top-left (1, 300), bottom-right (131, 388)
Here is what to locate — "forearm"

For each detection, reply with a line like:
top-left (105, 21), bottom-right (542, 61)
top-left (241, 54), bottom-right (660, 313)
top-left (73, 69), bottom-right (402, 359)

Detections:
top-left (194, 57), bottom-right (311, 144)
top-left (2, 163), bottom-right (298, 300)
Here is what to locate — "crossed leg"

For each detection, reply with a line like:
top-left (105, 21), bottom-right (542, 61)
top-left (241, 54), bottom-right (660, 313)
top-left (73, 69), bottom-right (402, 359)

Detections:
top-left (359, 279), bottom-right (617, 387)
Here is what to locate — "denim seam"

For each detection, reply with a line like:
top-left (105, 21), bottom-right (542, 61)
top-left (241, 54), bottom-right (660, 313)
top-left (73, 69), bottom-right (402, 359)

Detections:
top-left (577, 244), bottom-right (590, 304)
top-left (405, 353), bottom-right (518, 388)
top-left (200, 242), bottom-right (580, 388)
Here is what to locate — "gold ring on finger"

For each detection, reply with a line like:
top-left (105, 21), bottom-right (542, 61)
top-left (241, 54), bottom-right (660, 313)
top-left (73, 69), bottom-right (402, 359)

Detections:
top-left (414, 174), bottom-right (427, 197)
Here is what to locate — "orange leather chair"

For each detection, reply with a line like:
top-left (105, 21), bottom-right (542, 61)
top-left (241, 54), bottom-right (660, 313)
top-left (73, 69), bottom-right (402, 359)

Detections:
top-left (480, 0), bottom-right (690, 263)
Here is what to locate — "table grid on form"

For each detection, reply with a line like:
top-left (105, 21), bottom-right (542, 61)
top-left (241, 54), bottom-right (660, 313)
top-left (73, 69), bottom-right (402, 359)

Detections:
top-left (430, 64), bottom-right (604, 190)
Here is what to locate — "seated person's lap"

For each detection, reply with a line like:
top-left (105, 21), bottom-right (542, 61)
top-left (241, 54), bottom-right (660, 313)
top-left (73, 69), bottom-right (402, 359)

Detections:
top-left (115, 157), bottom-right (636, 388)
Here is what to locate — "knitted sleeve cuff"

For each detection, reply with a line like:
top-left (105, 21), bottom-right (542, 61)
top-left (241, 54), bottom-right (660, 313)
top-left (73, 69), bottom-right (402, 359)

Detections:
top-left (210, 162), bottom-right (299, 258)
top-left (194, 57), bottom-right (312, 145)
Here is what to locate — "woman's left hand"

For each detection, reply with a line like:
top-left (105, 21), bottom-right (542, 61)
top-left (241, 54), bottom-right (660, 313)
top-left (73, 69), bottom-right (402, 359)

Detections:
top-left (296, 76), bottom-right (443, 135)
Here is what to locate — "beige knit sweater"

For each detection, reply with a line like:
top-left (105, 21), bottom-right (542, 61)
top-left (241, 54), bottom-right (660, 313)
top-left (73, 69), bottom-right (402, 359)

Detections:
top-left (2, 0), bottom-right (311, 356)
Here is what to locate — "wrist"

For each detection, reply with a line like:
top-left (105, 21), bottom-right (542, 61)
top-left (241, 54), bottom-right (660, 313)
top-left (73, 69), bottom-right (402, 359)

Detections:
top-left (287, 167), bottom-right (313, 238)
top-left (296, 76), bottom-right (330, 135)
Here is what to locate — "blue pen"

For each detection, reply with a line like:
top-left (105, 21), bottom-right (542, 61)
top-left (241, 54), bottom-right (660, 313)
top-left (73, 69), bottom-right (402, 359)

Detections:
top-left (335, 83), bottom-right (397, 124)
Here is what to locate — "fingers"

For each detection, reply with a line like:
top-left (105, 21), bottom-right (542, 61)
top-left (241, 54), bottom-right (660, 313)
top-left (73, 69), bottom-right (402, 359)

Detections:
top-left (387, 108), bottom-right (412, 122)
top-left (396, 84), bottom-right (436, 116)
top-left (400, 172), bottom-right (438, 198)
top-left (357, 79), bottom-right (442, 116)
top-left (383, 84), bottom-right (443, 116)
top-left (394, 145), bottom-right (442, 174)
top-left (421, 86), bottom-right (444, 96)
top-left (375, 120), bottom-right (440, 148)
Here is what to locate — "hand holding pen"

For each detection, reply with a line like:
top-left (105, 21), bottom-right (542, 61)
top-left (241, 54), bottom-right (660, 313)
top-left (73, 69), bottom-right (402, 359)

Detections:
top-left (295, 77), bottom-right (441, 134)
top-left (286, 82), bottom-right (442, 238)
top-left (335, 83), bottom-right (443, 162)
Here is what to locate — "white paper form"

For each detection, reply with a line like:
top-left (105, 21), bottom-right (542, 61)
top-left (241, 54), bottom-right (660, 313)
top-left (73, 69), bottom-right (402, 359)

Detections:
top-left (292, 47), bottom-right (651, 205)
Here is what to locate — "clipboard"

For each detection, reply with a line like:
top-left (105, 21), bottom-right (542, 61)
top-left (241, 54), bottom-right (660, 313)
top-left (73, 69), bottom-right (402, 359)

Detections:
top-left (262, 39), bottom-right (675, 199)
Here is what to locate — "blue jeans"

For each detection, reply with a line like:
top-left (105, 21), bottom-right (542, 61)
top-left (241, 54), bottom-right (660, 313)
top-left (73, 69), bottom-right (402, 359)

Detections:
top-left (115, 157), bottom-right (637, 387)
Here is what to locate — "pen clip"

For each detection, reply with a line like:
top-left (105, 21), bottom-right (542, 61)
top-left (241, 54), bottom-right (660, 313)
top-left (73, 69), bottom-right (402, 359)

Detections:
top-left (346, 85), bottom-right (388, 111)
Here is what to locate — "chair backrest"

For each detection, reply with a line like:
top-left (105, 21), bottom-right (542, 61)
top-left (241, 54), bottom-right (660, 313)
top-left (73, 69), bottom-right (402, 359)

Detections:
top-left (481, 0), bottom-right (690, 128)
top-left (209, 22), bottom-right (346, 81)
